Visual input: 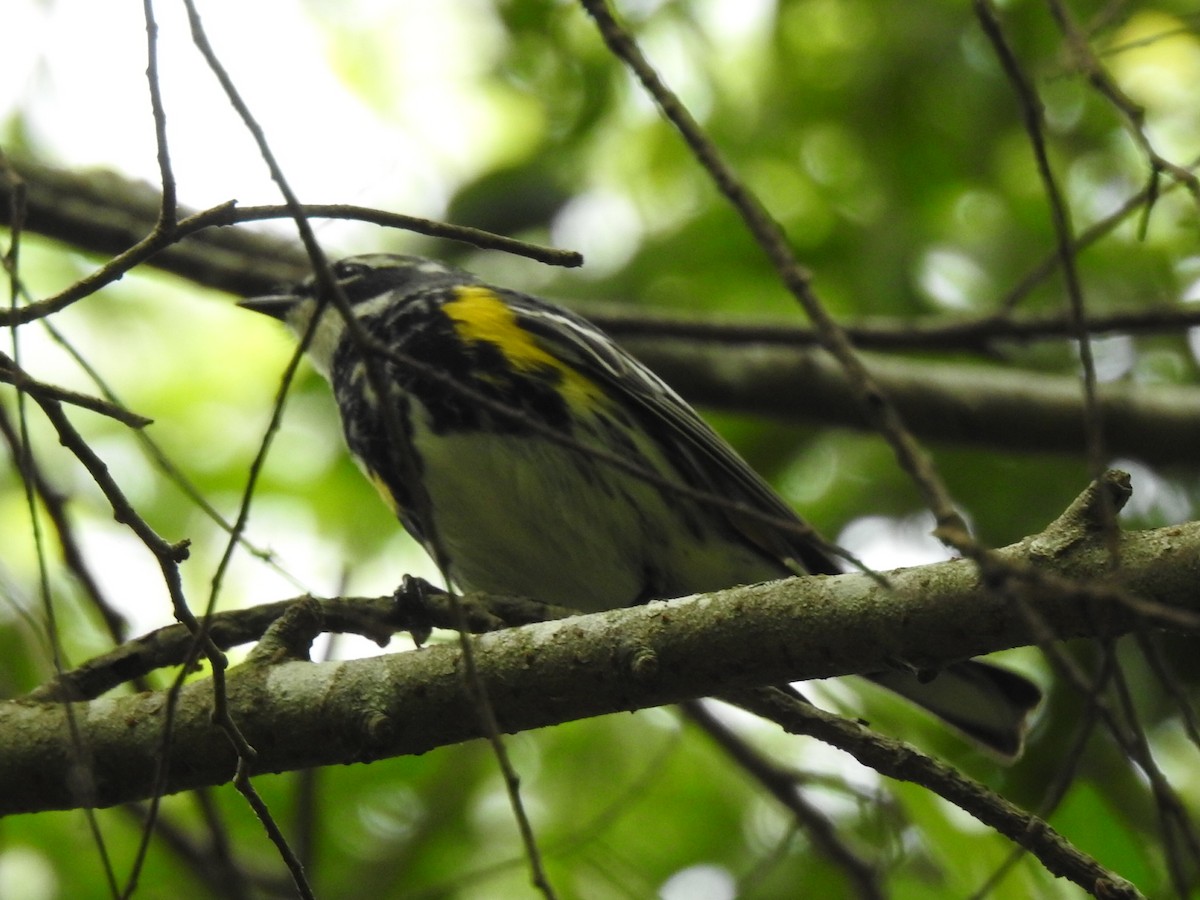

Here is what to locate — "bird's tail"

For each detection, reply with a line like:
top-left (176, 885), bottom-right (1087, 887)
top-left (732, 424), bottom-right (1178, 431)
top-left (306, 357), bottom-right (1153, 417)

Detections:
top-left (866, 660), bottom-right (1042, 759)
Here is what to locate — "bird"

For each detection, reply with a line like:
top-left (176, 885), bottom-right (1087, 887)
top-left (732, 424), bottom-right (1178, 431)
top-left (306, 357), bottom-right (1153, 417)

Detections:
top-left (240, 253), bottom-right (1041, 757)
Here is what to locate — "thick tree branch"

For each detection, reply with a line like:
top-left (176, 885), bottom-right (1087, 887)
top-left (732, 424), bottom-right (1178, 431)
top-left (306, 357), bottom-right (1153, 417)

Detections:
top-left (624, 336), bottom-right (1200, 464)
top-left (2, 483), bottom-right (1197, 817)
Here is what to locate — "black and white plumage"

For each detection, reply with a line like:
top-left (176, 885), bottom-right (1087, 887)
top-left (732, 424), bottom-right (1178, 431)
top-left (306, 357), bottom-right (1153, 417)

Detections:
top-left (242, 254), bottom-right (1041, 757)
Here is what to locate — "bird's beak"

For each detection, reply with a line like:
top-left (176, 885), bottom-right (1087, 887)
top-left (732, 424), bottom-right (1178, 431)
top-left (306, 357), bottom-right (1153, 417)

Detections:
top-left (237, 294), bottom-right (297, 321)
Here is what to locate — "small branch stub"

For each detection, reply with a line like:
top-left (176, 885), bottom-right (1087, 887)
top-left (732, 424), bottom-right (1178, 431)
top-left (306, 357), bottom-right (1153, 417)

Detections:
top-left (1029, 469), bottom-right (1131, 560)
top-left (246, 598), bottom-right (323, 665)
top-left (626, 645), bottom-right (660, 683)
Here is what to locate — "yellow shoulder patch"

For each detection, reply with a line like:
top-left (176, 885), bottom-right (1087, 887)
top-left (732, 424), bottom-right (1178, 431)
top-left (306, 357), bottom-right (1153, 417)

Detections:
top-left (442, 286), bottom-right (599, 403)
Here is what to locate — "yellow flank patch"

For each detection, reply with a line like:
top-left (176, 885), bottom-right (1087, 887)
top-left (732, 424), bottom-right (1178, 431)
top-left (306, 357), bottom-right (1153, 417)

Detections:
top-left (367, 469), bottom-right (401, 516)
top-left (444, 286), bottom-right (598, 402)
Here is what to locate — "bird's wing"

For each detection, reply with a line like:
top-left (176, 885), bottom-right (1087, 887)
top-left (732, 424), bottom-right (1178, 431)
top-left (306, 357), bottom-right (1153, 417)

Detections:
top-left (508, 290), bottom-right (841, 576)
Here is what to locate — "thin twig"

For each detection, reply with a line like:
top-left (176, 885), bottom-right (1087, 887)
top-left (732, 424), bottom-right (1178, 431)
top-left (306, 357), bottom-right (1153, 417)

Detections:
top-left (123, 5), bottom-right (259, 894)
top-left (0, 405), bottom-right (131, 644)
top-left (683, 699), bottom-right (883, 900)
top-left (724, 686), bottom-right (1144, 900)
top-left (577, 0), bottom-right (972, 555)
top-left (1017, 605), bottom-right (1200, 895)
top-left (974, 0), bottom-right (1108, 488)
top-left (1136, 631), bottom-right (1200, 749)
top-left (34, 309), bottom-right (298, 578)
top-left (232, 204), bottom-right (583, 267)
top-left (119, 798), bottom-right (254, 900)
top-left (1108, 646), bottom-right (1200, 896)
top-left (0, 350), bottom-right (152, 427)
top-left (174, 4), bottom-right (330, 896)
top-left (1047, 0), bottom-right (1200, 206)
top-left (969, 644), bottom-right (1114, 899)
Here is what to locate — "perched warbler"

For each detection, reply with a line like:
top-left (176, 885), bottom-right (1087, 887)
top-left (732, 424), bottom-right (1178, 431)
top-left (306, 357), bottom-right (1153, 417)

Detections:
top-left (241, 253), bottom-right (1040, 757)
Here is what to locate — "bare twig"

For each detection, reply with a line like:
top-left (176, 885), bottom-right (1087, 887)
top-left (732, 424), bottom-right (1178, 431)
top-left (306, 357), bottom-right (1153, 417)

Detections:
top-left (122, 6), bottom-right (261, 895)
top-left (577, 0), bottom-right (973, 558)
top-left (0, 405), bottom-right (131, 644)
top-left (974, 0), bottom-right (1107, 486)
top-left (232, 203), bottom-right (583, 267)
top-left (683, 699), bottom-right (883, 900)
top-left (0, 351), bottom-right (152, 427)
top-left (723, 685), bottom-right (1143, 900)
top-left (1048, 0), bottom-right (1200, 207)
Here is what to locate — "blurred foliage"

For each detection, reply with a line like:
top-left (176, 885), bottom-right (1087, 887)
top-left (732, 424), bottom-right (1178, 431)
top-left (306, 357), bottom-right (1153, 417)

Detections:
top-left (2, 0), bottom-right (1200, 898)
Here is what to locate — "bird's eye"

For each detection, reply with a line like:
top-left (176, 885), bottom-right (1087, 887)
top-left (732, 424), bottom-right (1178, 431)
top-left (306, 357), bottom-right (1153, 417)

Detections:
top-left (332, 262), bottom-right (368, 281)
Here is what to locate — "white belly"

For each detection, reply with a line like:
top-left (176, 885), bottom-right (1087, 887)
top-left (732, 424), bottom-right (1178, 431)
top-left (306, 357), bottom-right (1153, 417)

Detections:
top-left (410, 423), bottom-right (775, 612)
